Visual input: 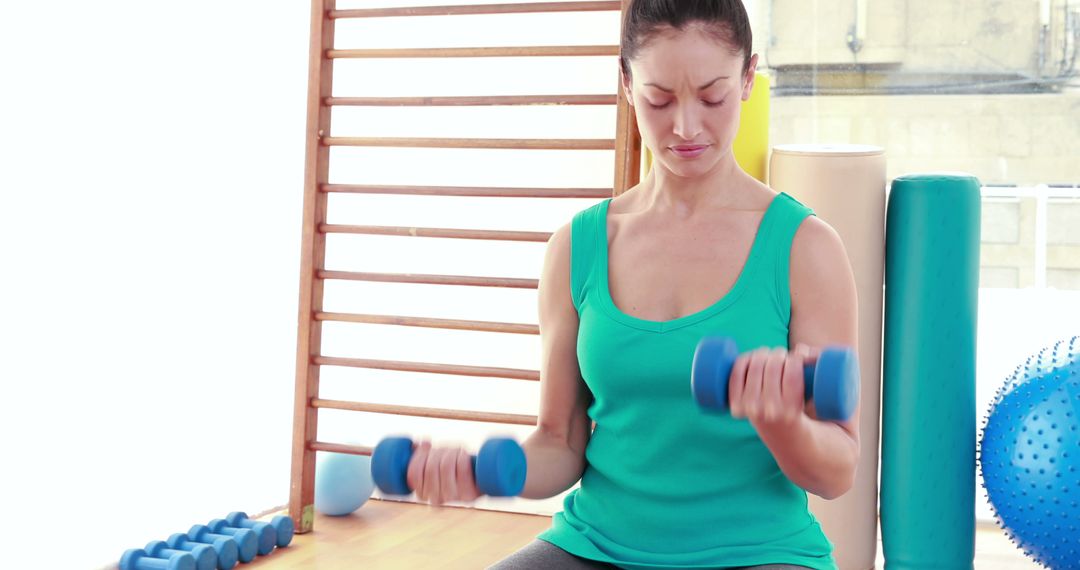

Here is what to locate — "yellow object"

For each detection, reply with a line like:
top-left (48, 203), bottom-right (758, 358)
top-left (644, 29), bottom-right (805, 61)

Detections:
top-left (641, 72), bottom-right (770, 183)
top-left (732, 72), bottom-right (770, 182)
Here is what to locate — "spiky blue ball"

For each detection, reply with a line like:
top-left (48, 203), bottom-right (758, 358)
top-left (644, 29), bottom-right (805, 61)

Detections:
top-left (980, 337), bottom-right (1080, 569)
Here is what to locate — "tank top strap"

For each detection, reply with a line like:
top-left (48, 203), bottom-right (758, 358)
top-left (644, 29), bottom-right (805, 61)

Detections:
top-left (754, 192), bottom-right (815, 323)
top-left (569, 198), bottom-right (609, 311)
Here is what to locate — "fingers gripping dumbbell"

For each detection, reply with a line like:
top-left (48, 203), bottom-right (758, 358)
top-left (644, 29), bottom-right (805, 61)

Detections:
top-left (370, 437), bottom-right (527, 497)
top-left (224, 511), bottom-right (294, 548)
top-left (167, 531), bottom-right (238, 570)
top-left (146, 540), bottom-right (216, 570)
top-left (691, 336), bottom-right (860, 421)
top-left (119, 548), bottom-right (194, 570)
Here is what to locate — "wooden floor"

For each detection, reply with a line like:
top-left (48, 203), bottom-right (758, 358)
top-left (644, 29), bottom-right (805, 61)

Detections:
top-left (247, 499), bottom-right (1040, 569)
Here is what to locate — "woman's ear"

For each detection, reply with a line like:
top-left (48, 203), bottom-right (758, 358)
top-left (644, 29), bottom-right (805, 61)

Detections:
top-left (741, 53), bottom-right (759, 101)
top-left (620, 68), bottom-right (635, 107)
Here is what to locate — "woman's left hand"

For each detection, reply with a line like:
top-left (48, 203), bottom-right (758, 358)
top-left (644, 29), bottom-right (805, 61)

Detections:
top-left (727, 343), bottom-right (819, 433)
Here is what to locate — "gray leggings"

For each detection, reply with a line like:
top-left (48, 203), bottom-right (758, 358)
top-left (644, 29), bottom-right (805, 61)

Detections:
top-left (487, 540), bottom-right (813, 569)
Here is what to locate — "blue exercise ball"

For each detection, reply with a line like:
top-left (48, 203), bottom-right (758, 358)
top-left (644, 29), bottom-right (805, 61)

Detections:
top-left (315, 452), bottom-right (374, 516)
top-left (980, 336), bottom-right (1080, 569)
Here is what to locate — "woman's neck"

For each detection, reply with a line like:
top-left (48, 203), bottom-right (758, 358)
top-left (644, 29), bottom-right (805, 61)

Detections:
top-left (633, 153), bottom-right (757, 220)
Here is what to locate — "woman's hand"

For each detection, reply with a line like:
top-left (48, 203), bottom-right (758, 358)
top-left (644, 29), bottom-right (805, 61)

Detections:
top-left (728, 343), bottom-right (819, 432)
top-left (405, 440), bottom-right (482, 506)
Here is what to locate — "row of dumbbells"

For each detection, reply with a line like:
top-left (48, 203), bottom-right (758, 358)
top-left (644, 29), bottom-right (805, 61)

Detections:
top-left (120, 512), bottom-right (295, 570)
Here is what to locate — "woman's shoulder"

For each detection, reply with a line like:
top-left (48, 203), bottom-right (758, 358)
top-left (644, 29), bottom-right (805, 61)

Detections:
top-left (791, 214), bottom-right (840, 251)
top-left (549, 197), bottom-right (608, 254)
top-left (790, 213), bottom-right (850, 281)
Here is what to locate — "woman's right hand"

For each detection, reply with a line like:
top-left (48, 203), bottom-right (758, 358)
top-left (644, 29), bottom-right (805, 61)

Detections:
top-left (406, 440), bottom-right (482, 506)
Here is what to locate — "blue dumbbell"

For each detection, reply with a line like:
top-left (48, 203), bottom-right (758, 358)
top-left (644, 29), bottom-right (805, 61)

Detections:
top-left (371, 437), bottom-right (526, 497)
top-left (146, 540), bottom-right (216, 570)
top-left (120, 548), bottom-right (194, 570)
top-left (189, 524), bottom-right (257, 564)
top-left (167, 531), bottom-right (238, 570)
top-left (225, 512), bottom-right (294, 548)
top-left (209, 518), bottom-right (274, 556)
top-left (691, 336), bottom-right (860, 421)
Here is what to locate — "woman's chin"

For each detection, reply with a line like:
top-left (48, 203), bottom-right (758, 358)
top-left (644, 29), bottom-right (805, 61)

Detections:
top-left (659, 158), bottom-right (716, 178)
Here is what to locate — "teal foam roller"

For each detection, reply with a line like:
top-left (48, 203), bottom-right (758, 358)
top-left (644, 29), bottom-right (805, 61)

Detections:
top-left (881, 173), bottom-right (981, 569)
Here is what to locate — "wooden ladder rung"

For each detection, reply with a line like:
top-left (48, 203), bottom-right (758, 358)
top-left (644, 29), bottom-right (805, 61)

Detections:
top-left (321, 183), bottom-right (611, 198)
top-left (320, 224), bottom-right (552, 242)
top-left (322, 136), bottom-right (614, 150)
top-left (330, 1), bottom-right (621, 19)
top-left (315, 356), bottom-right (540, 381)
top-left (326, 46), bottom-right (619, 59)
top-left (310, 442), bottom-right (373, 456)
top-left (325, 95), bottom-right (617, 107)
top-left (316, 312), bottom-right (539, 335)
top-left (312, 400), bottom-right (539, 426)
top-left (318, 270), bottom-right (539, 289)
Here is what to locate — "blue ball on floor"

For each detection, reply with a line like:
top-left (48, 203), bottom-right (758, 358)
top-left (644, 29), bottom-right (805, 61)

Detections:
top-left (980, 336), bottom-right (1080, 569)
top-left (315, 452), bottom-right (375, 516)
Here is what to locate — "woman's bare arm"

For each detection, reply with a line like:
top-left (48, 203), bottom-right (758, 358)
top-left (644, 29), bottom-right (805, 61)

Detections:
top-left (519, 222), bottom-right (593, 499)
top-left (747, 216), bottom-right (861, 499)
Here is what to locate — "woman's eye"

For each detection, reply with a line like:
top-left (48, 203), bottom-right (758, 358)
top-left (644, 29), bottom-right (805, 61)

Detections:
top-left (647, 100), bottom-right (723, 109)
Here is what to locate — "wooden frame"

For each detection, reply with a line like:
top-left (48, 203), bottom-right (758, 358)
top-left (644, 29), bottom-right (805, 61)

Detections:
top-left (289, 0), bottom-right (640, 534)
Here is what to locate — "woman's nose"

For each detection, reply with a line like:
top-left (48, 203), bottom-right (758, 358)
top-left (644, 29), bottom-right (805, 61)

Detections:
top-left (672, 103), bottom-right (703, 141)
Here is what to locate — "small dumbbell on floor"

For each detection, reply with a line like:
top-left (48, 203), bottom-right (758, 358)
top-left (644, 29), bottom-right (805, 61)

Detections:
top-left (120, 548), bottom-right (194, 570)
top-left (208, 518), bottom-right (275, 557)
top-left (167, 531), bottom-right (239, 570)
top-left (691, 336), bottom-right (860, 421)
top-left (225, 512), bottom-right (294, 549)
top-left (371, 437), bottom-right (527, 497)
top-left (146, 540), bottom-right (216, 570)
top-left (189, 524), bottom-right (258, 564)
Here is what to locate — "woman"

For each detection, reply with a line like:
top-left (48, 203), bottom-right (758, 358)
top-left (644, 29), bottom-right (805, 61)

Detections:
top-left (408, 1), bottom-right (860, 568)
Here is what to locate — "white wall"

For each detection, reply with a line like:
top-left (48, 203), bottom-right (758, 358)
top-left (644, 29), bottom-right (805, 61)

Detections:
top-left (0, 2), bottom-right (309, 567)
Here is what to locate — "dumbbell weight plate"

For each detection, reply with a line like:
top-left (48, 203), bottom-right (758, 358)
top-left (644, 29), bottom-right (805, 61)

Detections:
top-left (691, 337), bottom-right (740, 411)
top-left (474, 438), bottom-right (526, 497)
top-left (370, 437), bottom-right (414, 495)
top-left (810, 347), bottom-right (860, 421)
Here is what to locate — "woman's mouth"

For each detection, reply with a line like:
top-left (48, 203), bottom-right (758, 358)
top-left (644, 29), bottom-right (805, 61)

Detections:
top-left (670, 145), bottom-right (709, 158)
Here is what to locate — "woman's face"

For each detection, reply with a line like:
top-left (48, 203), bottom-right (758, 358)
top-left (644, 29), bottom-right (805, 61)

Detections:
top-left (622, 26), bottom-right (757, 178)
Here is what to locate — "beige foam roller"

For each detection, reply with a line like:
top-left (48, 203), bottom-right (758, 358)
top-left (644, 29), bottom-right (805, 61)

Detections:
top-left (769, 144), bottom-right (886, 570)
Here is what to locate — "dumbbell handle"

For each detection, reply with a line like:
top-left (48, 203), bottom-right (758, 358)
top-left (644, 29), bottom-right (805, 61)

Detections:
top-left (145, 541), bottom-right (216, 570)
top-left (209, 519), bottom-right (274, 557)
top-left (801, 363), bottom-right (822, 399)
top-left (166, 533), bottom-right (238, 570)
top-left (150, 547), bottom-right (186, 559)
top-left (120, 549), bottom-right (194, 570)
top-left (370, 437), bottom-right (526, 497)
top-left (190, 525), bottom-right (256, 564)
top-left (224, 512), bottom-right (294, 548)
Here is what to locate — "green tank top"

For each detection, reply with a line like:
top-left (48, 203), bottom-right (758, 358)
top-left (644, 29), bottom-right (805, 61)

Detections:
top-left (537, 192), bottom-right (836, 569)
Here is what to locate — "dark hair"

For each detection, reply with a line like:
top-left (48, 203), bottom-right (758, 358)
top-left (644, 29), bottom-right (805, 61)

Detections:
top-left (619, 0), bottom-right (753, 80)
